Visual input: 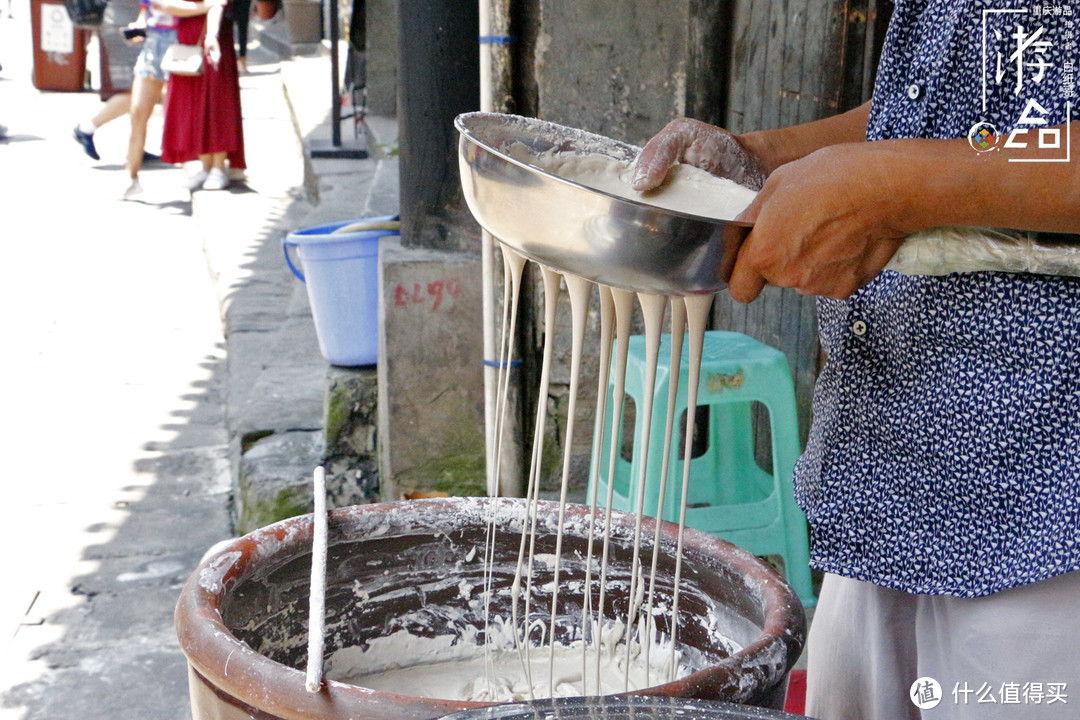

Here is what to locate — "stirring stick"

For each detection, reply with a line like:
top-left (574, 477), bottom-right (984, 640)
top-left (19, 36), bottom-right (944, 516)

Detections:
top-left (305, 466), bottom-right (329, 693)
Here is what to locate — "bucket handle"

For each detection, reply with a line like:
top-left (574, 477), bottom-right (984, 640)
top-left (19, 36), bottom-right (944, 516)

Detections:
top-left (282, 217), bottom-right (402, 284)
top-left (282, 238), bottom-right (306, 282)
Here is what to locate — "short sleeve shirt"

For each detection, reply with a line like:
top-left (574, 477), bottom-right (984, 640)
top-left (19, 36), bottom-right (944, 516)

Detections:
top-left (792, 0), bottom-right (1080, 597)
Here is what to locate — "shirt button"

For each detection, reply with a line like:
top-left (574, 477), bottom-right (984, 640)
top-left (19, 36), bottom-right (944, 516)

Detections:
top-left (906, 83), bottom-right (923, 100)
top-left (852, 319), bottom-right (868, 337)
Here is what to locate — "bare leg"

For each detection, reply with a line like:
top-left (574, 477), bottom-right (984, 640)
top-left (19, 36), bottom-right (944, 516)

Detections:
top-left (121, 76), bottom-right (163, 198)
top-left (125, 75), bottom-right (164, 180)
top-left (94, 92), bottom-right (132, 129)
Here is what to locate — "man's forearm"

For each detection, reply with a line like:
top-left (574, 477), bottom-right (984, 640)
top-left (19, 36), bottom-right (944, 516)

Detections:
top-left (849, 122), bottom-right (1080, 236)
top-left (739, 101), bottom-right (872, 173)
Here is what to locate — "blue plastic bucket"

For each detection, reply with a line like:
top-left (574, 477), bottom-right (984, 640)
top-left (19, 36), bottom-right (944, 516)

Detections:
top-left (283, 216), bottom-right (400, 367)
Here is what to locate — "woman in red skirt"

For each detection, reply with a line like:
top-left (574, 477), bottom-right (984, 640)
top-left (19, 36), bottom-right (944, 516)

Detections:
top-left (153, 0), bottom-right (246, 191)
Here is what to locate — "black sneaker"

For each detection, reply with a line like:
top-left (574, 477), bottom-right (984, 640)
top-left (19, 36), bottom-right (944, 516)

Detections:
top-left (73, 126), bottom-right (100, 160)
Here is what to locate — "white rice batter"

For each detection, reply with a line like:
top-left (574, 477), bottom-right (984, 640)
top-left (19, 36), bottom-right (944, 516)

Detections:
top-left (508, 143), bottom-right (757, 221)
top-left (326, 143), bottom-right (749, 705)
top-left (327, 624), bottom-right (680, 702)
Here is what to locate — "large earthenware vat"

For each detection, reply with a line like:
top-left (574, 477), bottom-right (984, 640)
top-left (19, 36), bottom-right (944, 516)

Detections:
top-left (175, 498), bottom-right (805, 719)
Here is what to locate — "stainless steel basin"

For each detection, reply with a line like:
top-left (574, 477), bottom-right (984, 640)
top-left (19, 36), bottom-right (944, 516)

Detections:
top-left (456, 112), bottom-right (752, 296)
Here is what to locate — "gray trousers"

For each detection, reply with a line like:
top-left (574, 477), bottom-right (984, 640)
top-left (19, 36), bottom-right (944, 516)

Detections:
top-left (805, 571), bottom-right (1080, 720)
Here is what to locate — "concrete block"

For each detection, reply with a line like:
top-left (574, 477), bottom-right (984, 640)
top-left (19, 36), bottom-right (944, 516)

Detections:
top-left (236, 430), bottom-right (325, 534)
top-left (324, 366), bottom-right (380, 505)
top-left (378, 239), bottom-right (486, 499)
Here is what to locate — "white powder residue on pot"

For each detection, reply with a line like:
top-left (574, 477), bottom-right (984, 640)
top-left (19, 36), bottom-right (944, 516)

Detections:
top-left (506, 144), bottom-right (757, 221)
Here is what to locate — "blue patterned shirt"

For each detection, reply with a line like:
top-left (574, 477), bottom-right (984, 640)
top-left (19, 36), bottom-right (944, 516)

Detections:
top-left (792, 0), bottom-right (1080, 597)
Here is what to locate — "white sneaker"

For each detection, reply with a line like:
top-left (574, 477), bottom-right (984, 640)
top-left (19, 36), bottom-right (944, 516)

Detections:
top-left (122, 177), bottom-right (143, 200)
top-left (202, 167), bottom-right (228, 191)
top-left (186, 168), bottom-right (209, 191)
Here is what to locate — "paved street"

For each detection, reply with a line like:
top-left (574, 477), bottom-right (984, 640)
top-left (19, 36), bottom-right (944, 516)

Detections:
top-left (0, 3), bottom-right (297, 716)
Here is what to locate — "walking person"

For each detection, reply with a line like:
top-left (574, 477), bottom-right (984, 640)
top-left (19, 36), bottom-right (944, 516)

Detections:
top-left (153, 0), bottom-right (245, 191)
top-left (72, 0), bottom-right (141, 160)
top-left (230, 0), bottom-right (250, 74)
top-left (122, 0), bottom-right (178, 198)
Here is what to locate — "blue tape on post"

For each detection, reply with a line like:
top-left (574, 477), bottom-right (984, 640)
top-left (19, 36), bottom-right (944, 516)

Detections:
top-left (483, 359), bottom-right (523, 369)
top-left (479, 35), bottom-right (517, 45)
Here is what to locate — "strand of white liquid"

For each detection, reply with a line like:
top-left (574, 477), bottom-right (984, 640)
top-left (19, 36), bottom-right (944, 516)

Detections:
top-left (581, 284), bottom-right (615, 694)
top-left (621, 292), bottom-right (667, 691)
top-left (546, 272), bottom-right (592, 697)
top-left (509, 264), bottom-right (563, 698)
top-left (593, 287), bottom-right (634, 689)
top-left (481, 249), bottom-right (527, 696)
top-left (670, 294), bottom-right (714, 675)
top-left (640, 297), bottom-right (686, 685)
top-left (488, 247), bottom-right (716, 697)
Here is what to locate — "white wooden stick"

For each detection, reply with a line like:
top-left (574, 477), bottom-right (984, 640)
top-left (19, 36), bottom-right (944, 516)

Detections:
top-left (305, 466), bottom-right (328, 692)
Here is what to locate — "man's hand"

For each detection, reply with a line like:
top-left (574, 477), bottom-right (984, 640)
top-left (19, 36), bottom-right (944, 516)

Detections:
top-left (631, 118), bottom-right (770, 192)
top-left (728, 142), bottom-right (910, 303)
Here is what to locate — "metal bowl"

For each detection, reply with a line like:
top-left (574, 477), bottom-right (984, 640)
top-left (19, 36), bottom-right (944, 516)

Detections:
top-left (456, 112), bottom-right (752, 296)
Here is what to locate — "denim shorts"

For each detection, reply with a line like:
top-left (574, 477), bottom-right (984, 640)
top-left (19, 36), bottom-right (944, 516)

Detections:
top-left (134, 28), bottom-right (178, 82)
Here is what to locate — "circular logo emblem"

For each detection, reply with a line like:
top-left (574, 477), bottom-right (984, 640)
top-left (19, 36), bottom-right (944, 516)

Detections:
top-left (910, 676), bottom-right (943, 710)
top-left (968, 122), bottom-right (999, 152)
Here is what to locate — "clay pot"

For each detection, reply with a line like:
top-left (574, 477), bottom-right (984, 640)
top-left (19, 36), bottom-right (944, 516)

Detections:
top-left (175, 498), bottom-right (806, 719)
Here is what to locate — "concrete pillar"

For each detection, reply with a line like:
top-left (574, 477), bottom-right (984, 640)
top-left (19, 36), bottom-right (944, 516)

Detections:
top-left (364, 0), bottom-right (398, 117)
top-left (377, 1), bottom-right (486, 498)
top-left (396, 0), bottom-right (480, 252)
top-left (378, 239), bottom-right (485, 499)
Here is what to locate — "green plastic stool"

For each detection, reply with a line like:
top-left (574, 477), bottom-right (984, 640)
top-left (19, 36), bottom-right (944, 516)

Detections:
top-left (588, 330), bottom-right (816, 608)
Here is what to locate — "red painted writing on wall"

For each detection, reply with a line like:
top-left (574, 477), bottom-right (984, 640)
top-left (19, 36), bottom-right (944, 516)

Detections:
top-left (393, 277), bottom-right (463, 312)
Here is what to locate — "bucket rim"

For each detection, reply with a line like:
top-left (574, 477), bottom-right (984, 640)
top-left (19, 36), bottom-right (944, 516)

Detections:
top-left (285, 215), bottom-right (401, 245)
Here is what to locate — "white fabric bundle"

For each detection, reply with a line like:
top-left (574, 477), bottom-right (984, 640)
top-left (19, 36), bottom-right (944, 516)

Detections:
top-left (888, 227), bottom-right (1080, 277)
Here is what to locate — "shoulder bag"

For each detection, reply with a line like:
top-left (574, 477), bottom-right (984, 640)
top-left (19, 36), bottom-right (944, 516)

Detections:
top-left (161, 23), bottom-right (208, 77)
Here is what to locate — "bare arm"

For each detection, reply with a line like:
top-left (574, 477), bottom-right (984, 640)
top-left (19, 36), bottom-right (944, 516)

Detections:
top-left (728, 121), bottom-right (1080, 302)
top-left (738, 102), bottom-right (872, 173)
top-left (150, 0), bottom-right (223, 18)
top-left (632, 102), bottom-right (872, 190)
top-left (129, 6), bottom-right (147, 27)
top-left (202, 1), bottom-right (224, 64)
